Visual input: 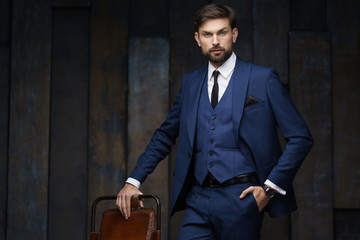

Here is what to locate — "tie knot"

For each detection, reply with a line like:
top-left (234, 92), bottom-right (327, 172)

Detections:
top-left (213, 70), bottom-right (220, 80)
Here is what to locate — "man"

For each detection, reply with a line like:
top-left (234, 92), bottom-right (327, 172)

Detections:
top-left (117, 4), bottom-right (313, 240)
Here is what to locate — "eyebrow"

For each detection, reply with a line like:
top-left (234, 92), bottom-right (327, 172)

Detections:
top-left (200, 27), bottom-right (229, 35)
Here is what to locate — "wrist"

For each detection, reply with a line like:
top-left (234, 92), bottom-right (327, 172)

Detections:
top-left (263, 185), bottom-right (276, 198)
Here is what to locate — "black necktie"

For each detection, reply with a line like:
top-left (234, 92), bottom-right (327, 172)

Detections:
top-left (211, 70), bottom-right (219, 109)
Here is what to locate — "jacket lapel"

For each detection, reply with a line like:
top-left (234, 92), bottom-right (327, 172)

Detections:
top-left (187, 67), bottom-right (207, 149)
top-left (232, 58), bottom-right (251, 138)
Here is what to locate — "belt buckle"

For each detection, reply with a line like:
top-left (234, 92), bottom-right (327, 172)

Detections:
top-left (208, 175), bottom-right (218, 187)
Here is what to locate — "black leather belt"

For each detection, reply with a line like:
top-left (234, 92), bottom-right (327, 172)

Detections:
top-left (196, 173), bottom-right (259, 188)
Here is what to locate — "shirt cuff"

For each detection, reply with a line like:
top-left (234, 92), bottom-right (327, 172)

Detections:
top-left (264, 179), bottom-right (286, 195)
top-left (126, 177), bottom-right (141, 189)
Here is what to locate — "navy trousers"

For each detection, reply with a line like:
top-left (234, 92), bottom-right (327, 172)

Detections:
top-left (177, 183), bottom-right (264, 240)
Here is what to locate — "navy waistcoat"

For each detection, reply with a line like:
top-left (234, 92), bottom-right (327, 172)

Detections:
top-left (193, 74), bottom-right (256, 184)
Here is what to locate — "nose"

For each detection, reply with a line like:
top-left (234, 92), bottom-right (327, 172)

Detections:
top-left (212, 35), bottom-right (219, 45)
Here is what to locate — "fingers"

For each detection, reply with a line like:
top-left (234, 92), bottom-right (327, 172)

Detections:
top-left (116, 183), bottom-right (142, 220)
top-left (239, 186), bottom-right (255, 199)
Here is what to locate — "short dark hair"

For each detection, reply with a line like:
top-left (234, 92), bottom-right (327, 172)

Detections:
top-left (193, 4), bottom-right (237, 32)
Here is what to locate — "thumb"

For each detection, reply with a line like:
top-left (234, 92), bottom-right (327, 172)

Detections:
top-left (240, 186), bottom-right (253, 199)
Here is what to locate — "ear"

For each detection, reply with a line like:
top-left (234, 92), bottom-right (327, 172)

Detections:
top-left (194, 32), bottom-right (201, 47)
top-left (232, 28), bottom-right (238, 43)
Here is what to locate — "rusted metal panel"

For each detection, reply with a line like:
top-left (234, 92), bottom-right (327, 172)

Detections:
top-left (48, 9), bottom-right (89, 240)
top-left (290, 0), bottom-right (327, 30)
top-left (253, 0), bottom-right (289, 84)
top-left (7, 0), bottom-right (51, 239)
top-left (328, 0), bottom-right (360, 209)
top-left (128, 37), bottom-right (170, 240)
top-left (88, 0), bottom-right (129, 233)
top-left (289, 31), bottom-right (332, 240)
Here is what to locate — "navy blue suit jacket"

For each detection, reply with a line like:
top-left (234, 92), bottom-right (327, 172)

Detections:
top-left (129, 58), bottom-right (313, 217)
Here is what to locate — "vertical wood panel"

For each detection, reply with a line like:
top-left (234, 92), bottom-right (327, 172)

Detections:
top-left (129, 0), bottom-right (168, 37)
top-left (7, 0), bottom-right (51, 239)
top-left (253, 0), bottom-right (289, 84)
top-left (0, 0), bottom-right (11, 238)
top-left (49, 8), bottom-right (89, 240)
top-left (88, 0), bottom-right (129, 232)
top-left (128, 37), bottom-right (170, 240)
top-left (334, 210), bottom-right (360, 239)
top-left (289, 32), bottom-right (332, 240)
top-left (290, 0), bottom-right (327, 30)
top-left (0, 52), bottom-right (9, 240)
top-left (328, 0), bottom-right (360, 209)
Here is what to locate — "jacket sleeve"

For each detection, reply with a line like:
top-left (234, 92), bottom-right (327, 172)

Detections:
top-left (265, 69), bottom-right (313, 190)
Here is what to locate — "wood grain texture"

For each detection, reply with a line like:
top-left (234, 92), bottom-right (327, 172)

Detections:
top-left (290, 0), bottom-right (327, 30)
top-left (0, 0), bottom-right (11, 239)
top-left (334, 209), bottom-right (360, 239)
top-left (328, 0), bottom-right (360, 209)
top-left (129, 0), bottom-right (168, 37)
top-left (289, 31), bottom-right (332, 240)
top-left (253, 0), bottom-right (289, 84)
top-left (48, 9), bottom-right (89, 240)
top-left (88, 0), bottom-right (129, 232)
top-left (7, 0), bottom-right (51, 239)
top-left (128, 37), bottom-right (170, 240)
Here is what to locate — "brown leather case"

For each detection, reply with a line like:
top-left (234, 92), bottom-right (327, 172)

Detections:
top-left (90, 195), bottom-right (161, 240)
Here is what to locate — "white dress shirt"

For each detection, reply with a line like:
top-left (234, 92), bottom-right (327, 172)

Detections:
top-left (127, 52), bottom-right (286, 195)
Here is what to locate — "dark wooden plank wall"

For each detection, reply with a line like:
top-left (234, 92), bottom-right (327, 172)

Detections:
top-left (7, 1), bottom-right (52, 239)
top-left (0, 0), bottom-right (359, 240)
top-left (49, 8), bottom-right (89, 240)
top-left (87, 0), bottom-right (129, 235)
top-left (290, 32), bottom-right (332, 239)
top-left (0, 0), bottom-right (11, 239)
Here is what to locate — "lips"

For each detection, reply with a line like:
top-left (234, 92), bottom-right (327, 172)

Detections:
top-left (210, 48), bottom-right (225, 54)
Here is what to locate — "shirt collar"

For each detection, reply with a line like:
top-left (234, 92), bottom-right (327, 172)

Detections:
top-left (208, 52), bottom-right (237, 80)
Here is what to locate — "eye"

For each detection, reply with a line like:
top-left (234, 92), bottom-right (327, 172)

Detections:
top-left (219, 31), bottom-right (227, 36)
top-left (203, 32), bottom-right (211, 38)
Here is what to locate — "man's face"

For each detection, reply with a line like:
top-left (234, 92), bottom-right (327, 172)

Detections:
top-left (194, 18), bottom-right (238, 68)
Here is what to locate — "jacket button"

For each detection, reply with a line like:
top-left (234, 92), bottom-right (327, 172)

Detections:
top-left (210, 138), bottom-right (214, 143)
top-left (209, 163), bottom-right (214, 168)
top-left (210, 126), bottom-right (215, 130)
top-left (209, 151), bottom-right (213, 156)
top-left (211, 115), bottom-right (216, 120)
top-left (187, 152), bottom-right (191, 158)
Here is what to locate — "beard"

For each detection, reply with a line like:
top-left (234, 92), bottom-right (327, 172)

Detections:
top-left (203, 46), bottom-right (233, 66)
